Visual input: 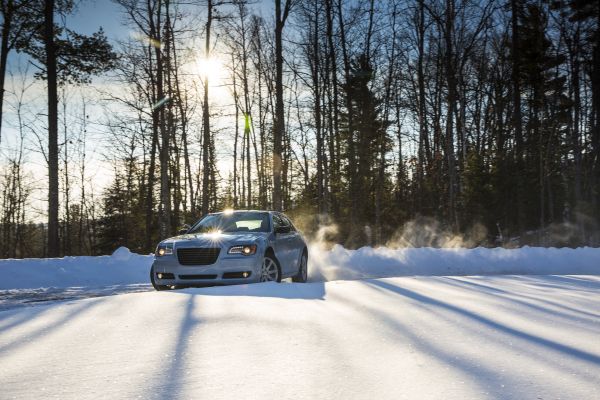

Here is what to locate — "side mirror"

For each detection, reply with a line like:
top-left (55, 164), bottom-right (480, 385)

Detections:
top-left (178, 224), bottom-right (191, 235)
top-left (275, 226), bottom-right (291, 234)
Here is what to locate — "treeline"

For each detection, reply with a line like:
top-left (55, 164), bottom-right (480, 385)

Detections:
top-left (0, 0), bottom-right (599, 257)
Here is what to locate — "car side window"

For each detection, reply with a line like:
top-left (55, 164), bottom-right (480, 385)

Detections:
top-left (272, 214), bottom-right (285, 230)
top-left (280, 214), bottom-right (296, 231)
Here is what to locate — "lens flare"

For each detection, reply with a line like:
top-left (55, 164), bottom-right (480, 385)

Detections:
top-left (130, 32), bottom-right (161, 49)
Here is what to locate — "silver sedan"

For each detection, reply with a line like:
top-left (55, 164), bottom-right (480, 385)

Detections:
top-left (150, 210), bottom-right (308, 290)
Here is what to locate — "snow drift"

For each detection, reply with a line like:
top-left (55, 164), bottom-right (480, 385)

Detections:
top-left (0, 247), bottom-right (153, 290)
top-left (308, 245), bottom-right (600, 281)
top-left (0, 245), bottom-right (598, 290)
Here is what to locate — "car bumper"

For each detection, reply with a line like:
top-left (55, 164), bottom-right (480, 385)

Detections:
top-left (152, 255), bottom-right (263, 286)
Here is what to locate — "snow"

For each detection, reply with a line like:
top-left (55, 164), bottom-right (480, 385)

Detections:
top-left (0, 284), bottom-right (152, 312)
top-left (0, 245), bottom-right (598, 291)
top-left (0, 245), bottom-right (599, 398)
top-left (110, 246), bottom-right (134, 261)
top-left (0, 247), bottom-right (153, 290)
top-left (309, 245), bottom-right (600, 281)
top-left (1, 275), bottom-right (599, 399)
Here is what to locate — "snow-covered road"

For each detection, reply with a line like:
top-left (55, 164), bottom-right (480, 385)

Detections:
top-left (0, 284), bottom-right (153, 312)
top-left (1, 275), bottom-right (599, 399)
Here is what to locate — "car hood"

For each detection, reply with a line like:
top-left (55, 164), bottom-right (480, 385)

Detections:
top-left (162, 232), bottom-right (268, 248)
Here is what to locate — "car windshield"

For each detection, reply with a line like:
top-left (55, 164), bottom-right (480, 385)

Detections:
top-left (188, 212), bottom-right (270, 234)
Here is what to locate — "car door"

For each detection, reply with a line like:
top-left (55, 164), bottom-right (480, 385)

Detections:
top-left (280, 213), bottom-right (303, 269)
top-left (272, 213), bottom-right (294, 274)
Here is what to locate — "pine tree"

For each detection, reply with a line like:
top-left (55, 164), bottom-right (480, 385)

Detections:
top-left (341, 54), bottom-right (388, 245)
top-left (14, 0), bottom-right (116, 257)
top-left (518, 3), bottom-right (571, 232)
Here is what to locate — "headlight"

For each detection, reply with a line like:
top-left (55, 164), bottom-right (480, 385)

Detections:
top-left (228, 244), bottom-right (257, 256)
top-left (155, 243), bottom-right (174, 256)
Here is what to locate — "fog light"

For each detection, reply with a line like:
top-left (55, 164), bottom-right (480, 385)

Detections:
top-left (243, 272), bottom-right (248, 278)
top-left (157, 273), bottom-right (163, 279)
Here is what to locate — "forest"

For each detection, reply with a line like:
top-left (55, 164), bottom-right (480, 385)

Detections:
top-left (0, 0), bottom-right (598, 258)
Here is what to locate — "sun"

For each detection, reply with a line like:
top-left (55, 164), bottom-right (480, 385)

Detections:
top-left (196, 57), bottom-right (224, 82)
top-left (180, 54), bottom-right (231, 106)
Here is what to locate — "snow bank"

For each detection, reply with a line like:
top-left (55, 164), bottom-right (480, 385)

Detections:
top-left (0, 245), bottom-right (598, 290)
top-left (0, 247), bottom-right (153, 290)
top-left (308, 245), bottom-right (600, 281)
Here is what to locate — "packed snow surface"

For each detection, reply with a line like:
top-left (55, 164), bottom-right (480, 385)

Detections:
top-left (1, 275), bottom-right (599, 399)
top-left (0, 245), bottom-right (599, 291)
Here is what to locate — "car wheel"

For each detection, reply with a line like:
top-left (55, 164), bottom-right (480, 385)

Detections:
top-left (150, 266), bottom-right (170, 291)
top-left (292, 250), bottom-right (308, 283)
top-left (260, 253), bottom-right (281, 282)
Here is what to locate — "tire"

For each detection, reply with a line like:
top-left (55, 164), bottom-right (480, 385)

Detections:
top-left (150, 266), bottom-right (170, 291)
top-left (260, 253), bottom-right (281, 282)
top-left (292, 250), bottom-right (308, 283)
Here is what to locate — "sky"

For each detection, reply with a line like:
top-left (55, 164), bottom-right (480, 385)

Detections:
top-left (1, 0), bottom-right (278, 222)
top-left (69, 0), bottom-right (127, 40)
top-left (67, 0), bottom-right (274, 40)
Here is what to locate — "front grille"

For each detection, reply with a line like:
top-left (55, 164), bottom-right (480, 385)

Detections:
top-left (177, 247), bottom-right (220, 265)
top-left (179, 274), bottom-right (217, 280)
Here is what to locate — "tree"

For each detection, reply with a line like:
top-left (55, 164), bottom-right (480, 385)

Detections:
top-left (555, 0), bottom-right (600, 224)
top-left (511, 0), bottom-right (526, 232)
top-left (341, 54), bottom-right (387, 245)
top-left (200, 0), bottom-right (234, 215)
top-left (17, 0), bottom-right (116, 256)
top-left (44, 0), bottom-right (59, 256)
top-left (273, 0), bottom-right (293, 211)
top-left (518, 3), bottom-right (570, 233)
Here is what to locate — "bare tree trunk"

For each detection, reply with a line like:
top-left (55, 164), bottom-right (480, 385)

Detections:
top-left (158, 0), bottom-right (171, 238)
top-left (569, 26), bottom-right (582, 204)
top-left (592, 7), bottom-right (600, 218)
top-left (0, 0), bottom-right (14, 144)
top-left (511, 0), bottom-right (525, 232)
top-left (170, 29), bottom-right (194, 213)
top-left (416, 0), bottom-right (430, 209)
top-left (245, 113), bottom-right (251, 207)
top-left (79, 100), bottom-right (87, 255)
top-left (241, 17), bottom-right (252, 208)
top-left (201, 0), bottom-right (213, 215)
top-left (337, 0), bottom-right (356, 233)
top-left (45, 0), bottom-right (60, 257)
top-left (365, 0), bottom-right (375, 59)
top-left (62, 89), bottom-right (71, 255)
top-left (444, 0), bottom-right (458, 230)
top-left (146, 115), bottom-right (158, 249)
top-left (232, 54), bottom-right (239, 208)
top-left (165, 1), bottom-right (181, 231)
top-left (326, 0), bottom-right (339, 217)
top-left (375, 3), bottom-right (398, 244)
top-left (273, 0), bottom-right (292, 211)
top-left (252, 20), bottom-right (269, 209)
top-left (309, 0), bottom-right (324, 214)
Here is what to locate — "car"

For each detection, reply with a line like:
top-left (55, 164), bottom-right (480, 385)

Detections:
top-left (150, 210), bottom-right (308, 290)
